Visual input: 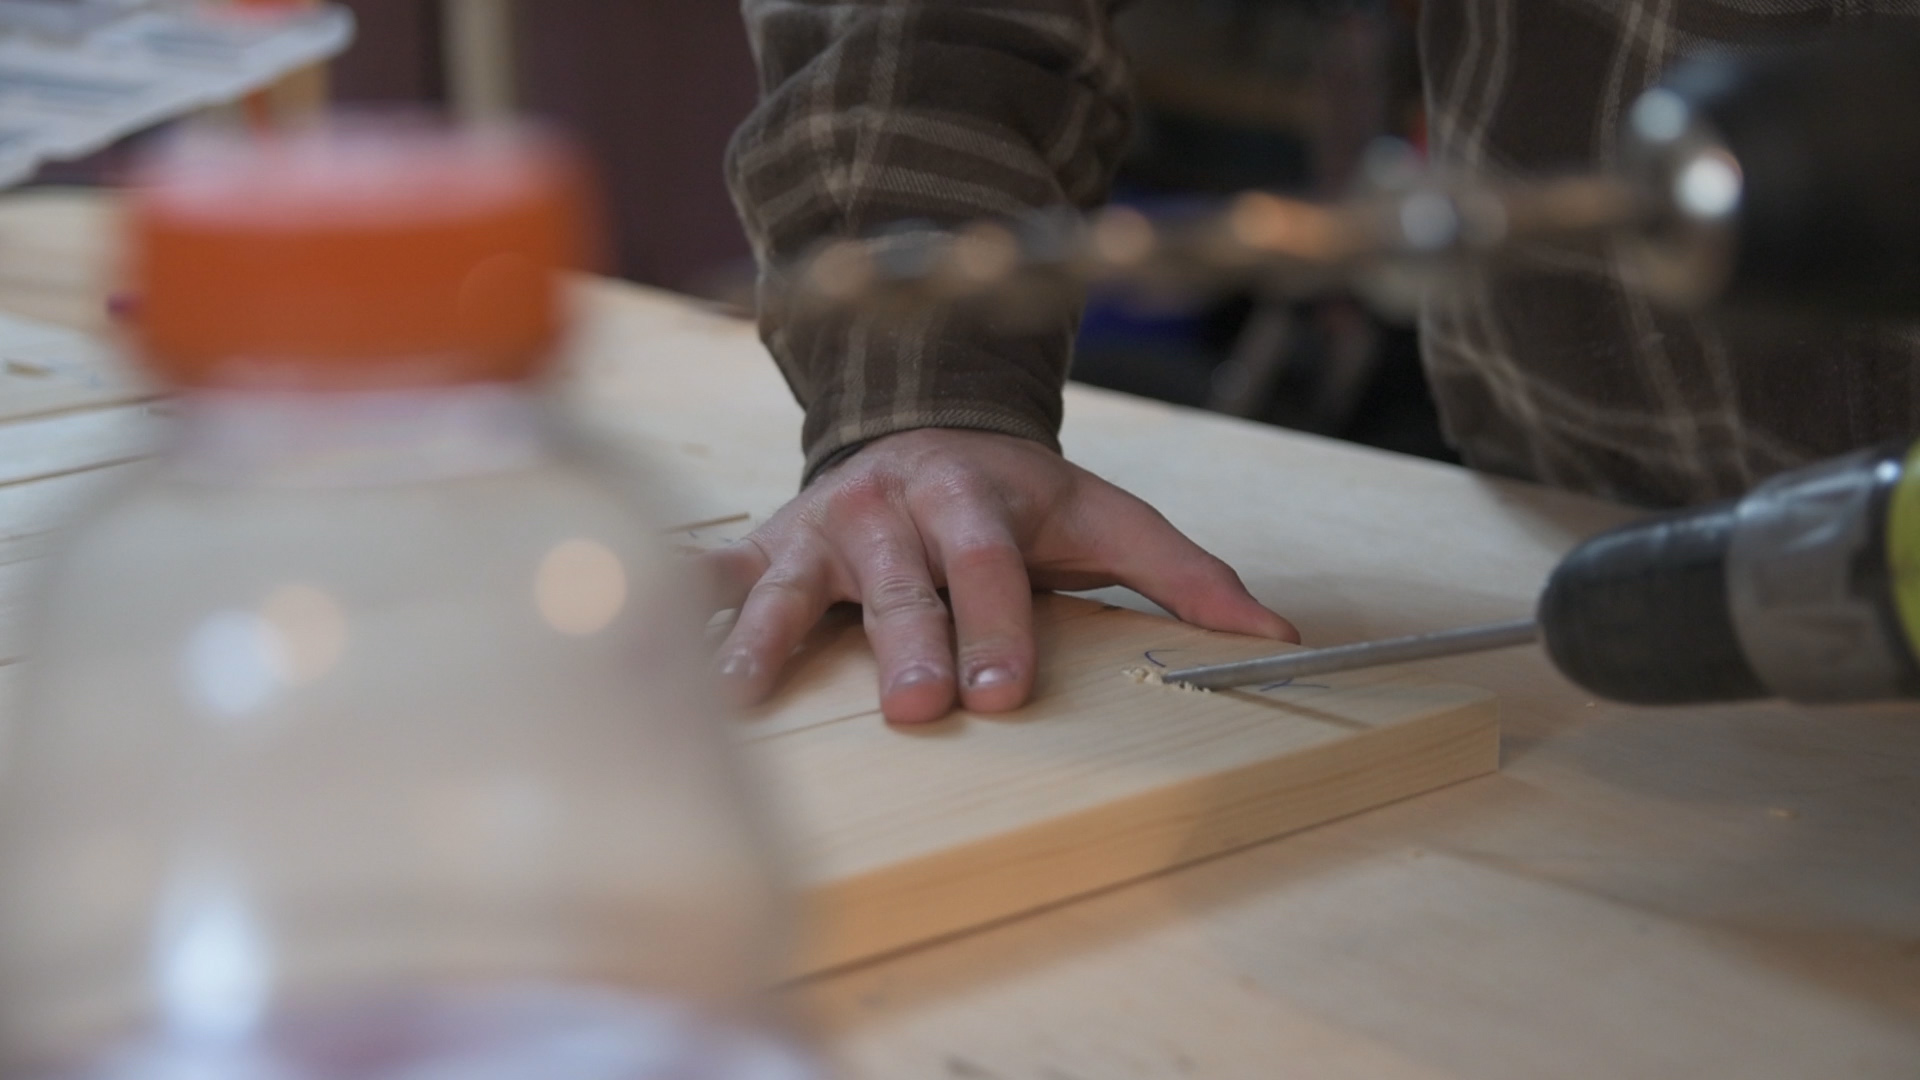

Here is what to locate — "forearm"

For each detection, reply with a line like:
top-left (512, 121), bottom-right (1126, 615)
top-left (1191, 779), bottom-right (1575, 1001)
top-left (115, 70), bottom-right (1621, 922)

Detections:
top-left (727, 0), bottom-right (1133, 481)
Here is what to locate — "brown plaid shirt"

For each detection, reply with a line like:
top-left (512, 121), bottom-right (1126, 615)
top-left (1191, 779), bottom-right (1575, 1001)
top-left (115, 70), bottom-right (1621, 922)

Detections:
top-left (727, 0), bottom-right (1920, 506)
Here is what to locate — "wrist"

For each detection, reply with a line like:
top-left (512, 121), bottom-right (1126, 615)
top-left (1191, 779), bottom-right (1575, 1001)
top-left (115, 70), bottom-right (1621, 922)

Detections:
top-left (801, 411), bottom-right (1063, 487)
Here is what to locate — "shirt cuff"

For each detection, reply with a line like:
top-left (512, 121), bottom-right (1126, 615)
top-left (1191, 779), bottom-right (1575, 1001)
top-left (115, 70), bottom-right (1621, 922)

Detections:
top-left (765, 297), bottom-right (1077, 486)
top-left (802, 400), bottom-right (1063, 485)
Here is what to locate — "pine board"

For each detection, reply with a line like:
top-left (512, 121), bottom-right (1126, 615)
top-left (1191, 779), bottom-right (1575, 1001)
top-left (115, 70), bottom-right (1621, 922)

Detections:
top-left (751, 593), bottom-right (1499, 976)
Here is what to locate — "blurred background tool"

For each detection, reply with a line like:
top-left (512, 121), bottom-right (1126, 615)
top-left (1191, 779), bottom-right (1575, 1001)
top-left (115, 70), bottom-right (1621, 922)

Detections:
top-left (1166, 439), bottom-right (1920, 706)
top-left (0, 0), bottom-right (352, 185)
top-left (0, 124), bottom-right (819, 1079)
top-left (772, 30), bottom-right (1920, 326)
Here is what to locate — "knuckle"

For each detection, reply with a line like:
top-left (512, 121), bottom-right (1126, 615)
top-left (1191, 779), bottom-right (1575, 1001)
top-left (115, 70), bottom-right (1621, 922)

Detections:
top-left (865, 574), bottom-right (946, 620)
top-left (824, 469), bottom-right (901, 512)
top-left (1180, 554), bottom-right (1245, 595)
top-left (924, 466), bottom-right (999, 507)
top-left (945, 538), bottom-right (1025, 576)
top-left (1198, 553), bottom-right (1244, 584)
top-left (750, 566), bottom-right (819, 607)
top-left (803, 473), bottom-right (907, 536)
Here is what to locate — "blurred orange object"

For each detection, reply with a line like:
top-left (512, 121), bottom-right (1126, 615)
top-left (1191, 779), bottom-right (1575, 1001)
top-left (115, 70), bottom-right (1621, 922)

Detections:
top-left (130, 123), bottom-right (592, 389)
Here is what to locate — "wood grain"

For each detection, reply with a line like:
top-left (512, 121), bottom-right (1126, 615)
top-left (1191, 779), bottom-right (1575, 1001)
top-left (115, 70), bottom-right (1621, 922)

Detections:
top-left (0, 312), bottom-right (149, 422)
top-left (753, 594), bottom-right (1497, 975)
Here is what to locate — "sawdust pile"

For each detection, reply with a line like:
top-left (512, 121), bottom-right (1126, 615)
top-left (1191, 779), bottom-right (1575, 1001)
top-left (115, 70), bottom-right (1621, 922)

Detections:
top-left (1121, 666), bottom-right (1212, 693)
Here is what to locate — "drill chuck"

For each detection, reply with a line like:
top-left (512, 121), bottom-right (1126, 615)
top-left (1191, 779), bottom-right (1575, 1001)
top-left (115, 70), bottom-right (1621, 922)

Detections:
top-left (1540, 441), bottom-right (1920, 705)
top-left (1620, 28), bottom-right (1920, 316)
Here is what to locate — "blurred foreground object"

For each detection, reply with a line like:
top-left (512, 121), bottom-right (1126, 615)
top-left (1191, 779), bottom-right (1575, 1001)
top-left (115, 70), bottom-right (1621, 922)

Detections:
top-left (0, 0), bottom-right (352, 185)
top-left (0, 122), bottom-right (819, 1078)
top-left (773, 29), bottom-right (1920, 324)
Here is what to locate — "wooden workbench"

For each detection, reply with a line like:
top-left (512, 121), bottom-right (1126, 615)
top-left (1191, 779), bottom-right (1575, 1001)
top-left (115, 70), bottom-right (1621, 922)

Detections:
top-left (1, 190), bottom-right (1916, 1079)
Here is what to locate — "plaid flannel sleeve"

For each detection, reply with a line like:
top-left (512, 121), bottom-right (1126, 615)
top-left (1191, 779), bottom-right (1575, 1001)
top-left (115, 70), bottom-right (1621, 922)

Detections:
top-left (727, 0), bottom-right (1132, 483)
top-left (1419, 0), bottom-right (1920, 507)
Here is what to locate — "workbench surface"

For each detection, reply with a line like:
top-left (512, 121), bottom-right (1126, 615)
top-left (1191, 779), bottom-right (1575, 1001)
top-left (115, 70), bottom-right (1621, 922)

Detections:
top-left (1, 191), bottom-right (1916, 1079)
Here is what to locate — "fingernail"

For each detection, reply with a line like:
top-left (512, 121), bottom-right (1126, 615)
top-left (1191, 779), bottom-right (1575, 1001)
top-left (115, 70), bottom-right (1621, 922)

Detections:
top-left (966, 665), bottom-right (1016, 690)
top-left (890, 666), bottom-right (943, 694)
top-left (717, 653), bottom-right (756, 683)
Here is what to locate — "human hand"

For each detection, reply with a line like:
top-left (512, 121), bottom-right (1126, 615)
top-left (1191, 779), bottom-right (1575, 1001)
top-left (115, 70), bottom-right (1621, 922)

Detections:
top-left (700, 428), bottom-right (1298, 724)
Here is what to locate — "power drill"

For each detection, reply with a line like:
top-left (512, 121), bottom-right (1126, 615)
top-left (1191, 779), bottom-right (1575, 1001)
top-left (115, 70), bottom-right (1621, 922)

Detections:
top-left (1161, 439), bottom-right (1920, 706)
top-left (1537, 440), bottom-right (1920, 704)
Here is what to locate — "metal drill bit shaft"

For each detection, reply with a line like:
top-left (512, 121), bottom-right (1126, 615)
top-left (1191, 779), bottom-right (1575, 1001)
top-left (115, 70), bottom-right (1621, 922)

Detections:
top-left (772, 176), bottom-right (1647, 323)
top-left (1161, 618), bottom-right (1541, 691)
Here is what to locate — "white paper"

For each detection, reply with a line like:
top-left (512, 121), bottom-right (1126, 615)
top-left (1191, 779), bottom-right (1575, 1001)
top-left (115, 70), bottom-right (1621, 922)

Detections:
top-left (0, 1), bottom-right (354, 188)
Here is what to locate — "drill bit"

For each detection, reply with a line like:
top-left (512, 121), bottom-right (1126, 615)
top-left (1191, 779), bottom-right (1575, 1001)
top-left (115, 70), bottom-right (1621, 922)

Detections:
top-left (1160, 618), bottom-right (1541, 691)
top-left (772, 176), bottom-right (1646, 323)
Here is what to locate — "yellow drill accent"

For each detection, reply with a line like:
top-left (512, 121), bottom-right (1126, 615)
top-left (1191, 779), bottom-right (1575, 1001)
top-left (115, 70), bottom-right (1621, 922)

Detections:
top-left (1888, 440), bottom-right (1920, 656)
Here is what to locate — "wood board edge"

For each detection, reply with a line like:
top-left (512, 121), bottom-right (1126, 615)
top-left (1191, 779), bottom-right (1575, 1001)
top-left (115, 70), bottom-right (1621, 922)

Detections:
top-left (786, 691), bottom-right (1500, 977)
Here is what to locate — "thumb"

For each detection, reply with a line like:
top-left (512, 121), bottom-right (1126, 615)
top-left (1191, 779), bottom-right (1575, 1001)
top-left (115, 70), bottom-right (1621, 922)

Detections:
top-left (1086, 489), bottom-right (1300, 643)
